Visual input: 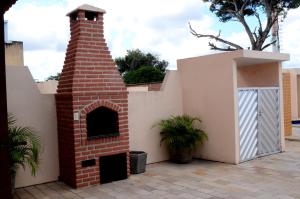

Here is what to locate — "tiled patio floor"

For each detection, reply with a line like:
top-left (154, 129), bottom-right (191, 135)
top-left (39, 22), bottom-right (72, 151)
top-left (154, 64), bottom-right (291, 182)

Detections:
top-left (15, 140), bottom-right (300, 199)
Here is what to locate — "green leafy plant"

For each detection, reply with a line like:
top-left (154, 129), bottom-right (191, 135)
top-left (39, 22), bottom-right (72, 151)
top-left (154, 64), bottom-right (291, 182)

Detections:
top-left (156, 115), bottom-right (208, 163)
top-left (123, 66), bottom-right (165, 84)
top-left (115, 49), bottom-right (168, 74)
top-left (46, 72), bottom-right (61, 81)
top-left (8, 114), bottom-right (41, 179)
top-left (115, 49), bottom-right (168, 84)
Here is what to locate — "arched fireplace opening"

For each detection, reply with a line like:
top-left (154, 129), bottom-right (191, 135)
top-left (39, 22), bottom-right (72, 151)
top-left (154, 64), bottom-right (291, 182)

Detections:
top-left (86, 107), bottom-right (119, 139)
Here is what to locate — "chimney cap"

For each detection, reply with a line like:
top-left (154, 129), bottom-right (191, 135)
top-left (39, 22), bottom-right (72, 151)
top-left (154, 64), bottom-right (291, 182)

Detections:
top-left (67, 4), bottom-right (106, 16)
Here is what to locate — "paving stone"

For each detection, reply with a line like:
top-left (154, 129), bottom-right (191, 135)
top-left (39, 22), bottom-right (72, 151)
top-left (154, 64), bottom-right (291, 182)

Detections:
top-left (13, 141), bottom-right (300, 199)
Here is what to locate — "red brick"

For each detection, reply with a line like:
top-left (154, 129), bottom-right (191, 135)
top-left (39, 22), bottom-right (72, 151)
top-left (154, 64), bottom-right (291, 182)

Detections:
top-left (56, 7), bottom-right (129, 189)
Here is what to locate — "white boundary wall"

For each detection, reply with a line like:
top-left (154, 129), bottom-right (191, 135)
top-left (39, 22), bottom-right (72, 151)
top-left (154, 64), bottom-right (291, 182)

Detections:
top-left (128, 71), bottom-right (183, 163)
top-left (5, 50), bottom-right (288, 186)
top-left (6, 66), bottom-right (59, 188)
top-left (6, 67), bottom-right (183, 187)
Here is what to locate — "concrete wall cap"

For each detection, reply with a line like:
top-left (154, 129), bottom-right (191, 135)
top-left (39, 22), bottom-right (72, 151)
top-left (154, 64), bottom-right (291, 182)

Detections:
top-left (177, 50), bottom-right (290, 68)
top-left (67, 4), bottom-right (106, 16)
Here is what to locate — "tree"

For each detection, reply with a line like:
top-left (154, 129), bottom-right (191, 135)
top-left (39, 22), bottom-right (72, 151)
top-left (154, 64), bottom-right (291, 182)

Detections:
top-left (123, 66), bottom-right (165, 84)
top-left (46, 73), bottom-right (61, 81)
top-left (115, 49), bottom-right (168, 74)
top-left (190, 0), bottom-right (300, 51)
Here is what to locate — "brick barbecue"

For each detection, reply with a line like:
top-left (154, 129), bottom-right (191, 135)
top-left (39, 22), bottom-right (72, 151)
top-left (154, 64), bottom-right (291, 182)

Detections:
top-left (56, 4), bottom-right (129, 188)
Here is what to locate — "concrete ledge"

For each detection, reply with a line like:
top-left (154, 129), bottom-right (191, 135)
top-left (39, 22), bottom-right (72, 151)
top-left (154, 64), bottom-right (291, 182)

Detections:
top-left (285, 136), bottom-right (300, 142)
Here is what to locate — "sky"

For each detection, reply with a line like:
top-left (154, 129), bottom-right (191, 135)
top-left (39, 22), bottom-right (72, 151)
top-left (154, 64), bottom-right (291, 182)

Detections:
top-left (4, 0), bottom-right (300, 81)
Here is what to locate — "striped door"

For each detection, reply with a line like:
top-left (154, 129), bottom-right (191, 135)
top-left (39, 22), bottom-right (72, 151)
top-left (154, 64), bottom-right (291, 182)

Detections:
top-left (238, 88), bottom-right (281, 163)
top-left (238, 89), bottom-right (259, 162)
top-left (257, 89), bottom-right (281, 156)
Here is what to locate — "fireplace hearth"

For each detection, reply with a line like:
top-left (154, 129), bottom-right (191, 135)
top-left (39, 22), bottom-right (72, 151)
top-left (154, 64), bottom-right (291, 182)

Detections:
top-left (87, 107), bottom-right (119, 139)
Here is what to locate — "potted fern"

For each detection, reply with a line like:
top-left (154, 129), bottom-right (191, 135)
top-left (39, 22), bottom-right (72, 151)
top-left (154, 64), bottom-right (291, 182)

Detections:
top-left (156, 115), bottom-right (207, 163)
top-left (7, 114), bottom-right (41, 191)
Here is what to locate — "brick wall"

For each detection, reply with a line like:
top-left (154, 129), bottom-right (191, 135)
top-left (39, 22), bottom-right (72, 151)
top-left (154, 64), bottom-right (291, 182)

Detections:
top-left (283, 72), bottom-right (292, 136)
top-left (56, 6), bottom-right (129, 188)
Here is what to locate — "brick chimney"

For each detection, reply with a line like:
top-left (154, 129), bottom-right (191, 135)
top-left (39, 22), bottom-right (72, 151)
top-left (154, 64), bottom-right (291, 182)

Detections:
top-left (56, 4), bottom-right (129, 188)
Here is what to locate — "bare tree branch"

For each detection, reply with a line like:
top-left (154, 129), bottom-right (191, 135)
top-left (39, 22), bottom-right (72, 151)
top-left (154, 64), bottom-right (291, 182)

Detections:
top-left (254, 13), bottom-right (263, 36)
top-left (261, 40), bottom-right (277, 50)
top-left (190, 0), bottom-right (292, 51)
top-left (208, 42), bottom-right (238, 51)
top-left (258, 6), bottom-right (280, 49)
top-left (236, 14), bottom-right (256, 48)
top-left (189, 23), bottom-right (243, 50)
top-left (253, 27), bottom-right (258, 40)
top-left (232, 0), bottom-right (239, 12)
top-left (240, 0), bottom-right (249, 12)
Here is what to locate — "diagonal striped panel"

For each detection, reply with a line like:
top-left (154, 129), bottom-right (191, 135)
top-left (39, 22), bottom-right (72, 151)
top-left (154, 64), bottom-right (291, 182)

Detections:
top-left (258, 89), bottom-right (281, 156)
top-left (238, 89), bottom-right (258, 162)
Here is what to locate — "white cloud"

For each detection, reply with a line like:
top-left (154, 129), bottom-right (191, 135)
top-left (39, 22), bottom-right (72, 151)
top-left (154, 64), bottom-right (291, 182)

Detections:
top-left (226, 31), bottom-right (251, 49)
top-left (24, 50), bottom-right (65, 81)
top-left (5, 3), bottom-right (69, 51)
top-left (5, 0), bottom-right (299, 80)
top-left (5, 2), bottom-right (69, 80)
top-left (280, 7), bottom-right (300, 68)
top-left (5, 0), bottom-right (215, 80)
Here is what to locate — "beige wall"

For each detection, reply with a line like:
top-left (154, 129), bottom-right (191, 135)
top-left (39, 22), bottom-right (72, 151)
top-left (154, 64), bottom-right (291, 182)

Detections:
top-left (178, 53), bottom-right (238, 164)
top-left (5, 41), bottom-right (24, 66)
top-left (128, 71), bottom-right (183, 163)
top-left (178, 50), bottom-right (288, 164)
top-left (6, 66), bottom-right (59, 188)
top-left (37, 80), bottom-right (58, 94)
top-left (287, 70), bottom-right (298, 120)
top-left (237, 62), bottom-right (279, 87)
top-left (127, 86), bottom-right (148, 92)
top-left (297, 75), bottom-right (300, 119)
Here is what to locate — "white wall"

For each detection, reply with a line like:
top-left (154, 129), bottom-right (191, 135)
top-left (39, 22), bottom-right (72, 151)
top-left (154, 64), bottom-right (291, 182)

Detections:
top-left (128, 71), bottom-right (183, 163)
top-left (6, 66), bottom-right (59, 188)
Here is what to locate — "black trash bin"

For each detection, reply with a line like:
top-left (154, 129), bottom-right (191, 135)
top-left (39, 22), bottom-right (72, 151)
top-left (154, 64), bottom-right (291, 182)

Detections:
top-left (130, 151), bottom-right (147, 174)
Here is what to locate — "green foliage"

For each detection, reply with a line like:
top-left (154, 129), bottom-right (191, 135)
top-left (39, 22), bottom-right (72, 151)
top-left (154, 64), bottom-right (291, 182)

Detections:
top-left (156, 115), bottom-right (208, 153)
top-left (115, 49), bottom-right (168, 74)
top-left (206, 0), bottom-right (256, 22)
top-left (123, 66), bottom-right (165, 84)
top-left (206, 0), bottom-right (300, 23)
top-left (46, 72), bottom-right (61, 81)
top-left (8, 114), bottom-right (41, 178)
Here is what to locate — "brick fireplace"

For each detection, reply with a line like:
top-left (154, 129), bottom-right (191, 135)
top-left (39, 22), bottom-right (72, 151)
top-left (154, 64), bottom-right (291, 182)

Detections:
top-left (56, 4), bottom-right (129, 188)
